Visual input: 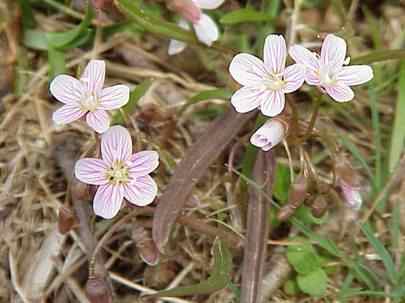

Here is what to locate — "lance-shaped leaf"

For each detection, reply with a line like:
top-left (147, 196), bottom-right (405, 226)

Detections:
top-left (240, 150), bottom-right (275, 303)
top-left (148, 241), bottom-right (232, 297)
top-left (153, 108), bottom-right (256, 252)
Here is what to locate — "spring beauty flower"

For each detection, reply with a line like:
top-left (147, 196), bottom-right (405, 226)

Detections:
top-left (168, 0), bottom-right (224, 55)
top-left (250, 119), bottom-right (286, 151)
top-left (50, 60), bottom-right (130, 133)
top-left (229, 35), bottom-right (305, 117)
top-left (289, 34), bottom-right (373, 102)
top-left (75, 126), bottom-right (159, 219)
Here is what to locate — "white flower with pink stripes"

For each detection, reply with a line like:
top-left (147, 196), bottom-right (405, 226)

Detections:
top-left (229, 35), bottom-right (305, 117)
top-left (50, 60), bottom-right (130, 133)
top-left (289, 34), bottom-right (373, 102)
top-left (75, 126), bottom-right (159, 219)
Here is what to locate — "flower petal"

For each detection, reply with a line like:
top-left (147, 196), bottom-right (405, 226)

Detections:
top-left (123, 175), bottom-right (158, 206)
top-left (305, 69), bottom-right (321, 86)
top-left (337, 65), bottom-right (373, 86)
top-left (193, 0), bottom-right (224, 9)
top-left (263, 34), bottom-right (287, 74)
top-left (250, 120), bottom-right (285, 151)
top-left (229, 54), bottom-right (267, 87)
top-left (168, 39), bottom-right (188, 55)
top-left (53, 104), bottom-right (85, 125)
top-left (320, 34), bottom-right (346, 69)
top-left (129, 151), bottom-right (159, 177)
top-left (74, 158), bottom-right (108, 185)
top-left (260, 90), bottom-right (285, 117)
top-left (289, 45), bottom-right (319, 70)
top-left (86, 110), bottom-right (110, 134)
top-left (99, 85), bottom-right (130, 110)
top-left (101, 125), bottom-right (133, 164)
top-left (283, 64), bottom-right (305, 93)
top-left (50, 75), bottom-right (85, 105)
top-left (80, 60), bottom-right (106, 94)
top-left (193, 14), bottom-right (219, 46)
top-left (93, 184), bottom-right (124, 219)
top-left (231, 87), bottom-right (267, 113)
top-left (324, 84), bottom-right (354, 102)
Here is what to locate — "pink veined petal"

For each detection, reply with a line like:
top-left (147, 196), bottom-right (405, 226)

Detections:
top-left (260, 90), bottom-right (285, 117)
top-left (283, 64), bottom-right (305, 93)
top-left (53, 104), bottom-right (86, 125)
top-left (74, 158), bottom-right (108, 185)
top-left (305, 69), bottom-right (321, 86)
top-left (193, 14), bottom-right (219, 46)
top-left (128, 151), bottom-right (159, 177)
top-left (93, 184), bottom-right (124, 219)
top-left (320, 34), bottom-right (346, 69)
top-left (168, 39), bottom-right (188, 55)
top-left (289, 45), bottom-right (319, 71)
top-left (263, 34), bottom-right (287, 74)
top-left (50, 75), bottom-right (85, 105)
top-left (324, 83), bottom-right (354, 102)
top-left (101, 125), bottom-right (133, 165)
top-left (229, 53), bottom-right (267, 87)
top-left (193, 0), bottom-right (224, 9)
top-left (99, 85), bottom-right (130, 110)
top-left (336, 65), bottom-right (373, 86)
top-left (80, 60), bottom-right (106, 94)
top-left (86, 109), bottom-right (110, 134)
top-left (123, 175), bottom-right (158, 207)
top-left (231, 87), bottom-right (267, 113)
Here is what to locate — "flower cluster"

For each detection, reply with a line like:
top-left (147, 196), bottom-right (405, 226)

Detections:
top-left (229, 34), bottom-right (374, 150)
top-left (168, 0), bottom-right (224, 55)
top-left (50, 60), bottom-right (159, 219)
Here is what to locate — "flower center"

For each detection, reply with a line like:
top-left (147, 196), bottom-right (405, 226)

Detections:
top-left (264, 73), bottom-right (285, 91)
top-left (80, 93), bottom-right (99, 112)
top-left (319, 65), bottom-right (337, 86)
top-left (106, 161), bottom-right (130, 185)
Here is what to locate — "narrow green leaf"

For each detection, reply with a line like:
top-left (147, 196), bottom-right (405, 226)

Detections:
top-left (47, 5), bottom-right (94, 49)
top-left (149, 241), bottom-right (232, 297)
top-left (23, 30), bottom-right (49, 51)
top-left (48, 47), bottom-right (66, 79)
top-left (389, 62), bottom-right (405, 172)
top-left (272, 163), bottom-right (290, 202)
top-left (17, 0), bottom-right (36, 29)
top-left (220, 8), bottom-right (274, 25)
top-left (361, 222), bottom-right (398, 285)
top-left (180, 88), bottom-right (232, 114)
top-left (296, 268), bottom-right (328, 296)
top-left (294, 206), bottom-right (328, 225)
top-left (351, 50), bottom-right (405, 65)
top-left (112, 80), bottom-right (152, 125)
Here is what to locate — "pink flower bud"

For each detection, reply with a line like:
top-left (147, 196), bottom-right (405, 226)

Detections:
top-left (133, 225), bottom-right (160, 266)
top-left (85, 276), bottom-right (112, 303)
top-left (339, 179), bottom-right (362, 210)
top-left (167, 0), bottom-right (202, 23)
top-left (250, 119), bottom-right (287, 151)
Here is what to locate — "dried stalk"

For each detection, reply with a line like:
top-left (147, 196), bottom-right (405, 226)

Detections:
top-left (153, 108), bottom-right (256, 252)
top-left (240, 151), bottom-right (275, 303)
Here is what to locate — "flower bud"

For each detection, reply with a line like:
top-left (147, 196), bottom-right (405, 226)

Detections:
top-left (58, 205), bottom-right (76, 234)
top-left (278, 174), bottom-right (308, 221)
top-left (85, 275), bottom-right (112, 303)
top-left (250, 118), bottom-right (287, 151)
top-left (133, 225), bottom-right (160, 266)
top-left (166, 0), bottom-right (201, 23)
top-left (335, 155), bottom-right (362, 210)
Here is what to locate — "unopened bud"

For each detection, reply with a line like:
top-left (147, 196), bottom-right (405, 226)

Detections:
top-left (91, 0), bottom-right (113, 9)
top-left (85, 275), bottom-right (112, 303)
top-left (58, 205), bottom-right (76, 234)
top-left (335, 155), bottom-right (362, 210)
top-left (133, 225), bottom-right (160, 266)
top-left (278, 174), bottom-right (308, 221)
top-left (167, 0), bottom-right (201, 23)
top-left (250, 118), bottom-right (287, 151)
top-left (71, 177), bottom-right (91, 201)
top-left (310, 195), bottom-right (328, 218)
